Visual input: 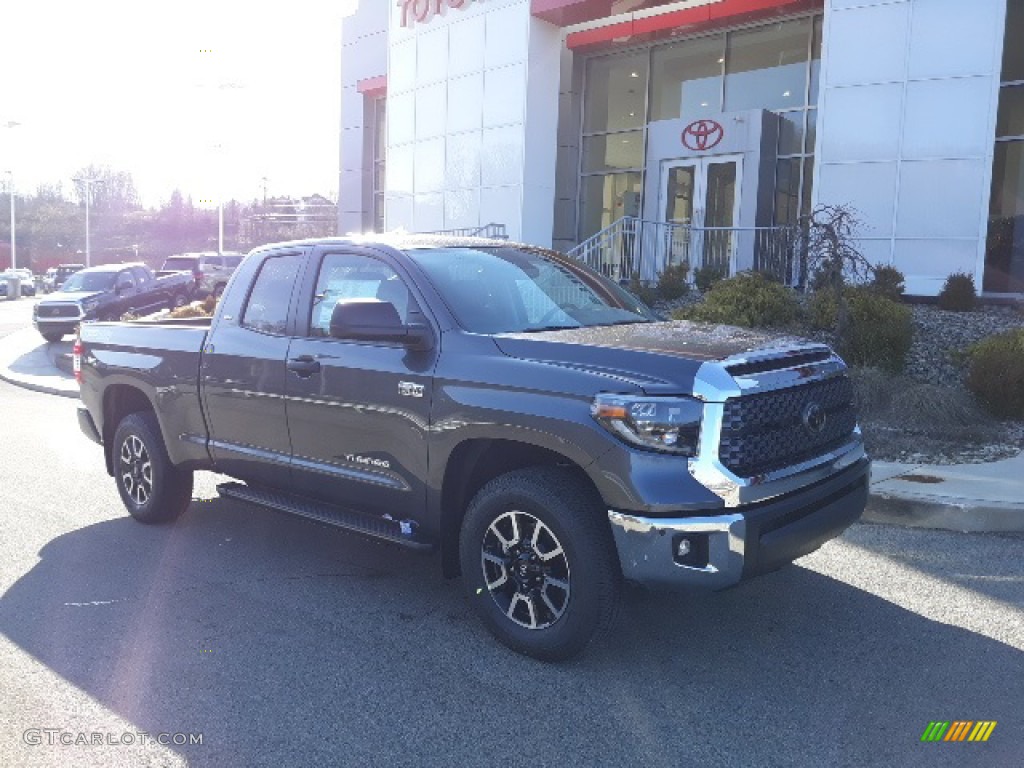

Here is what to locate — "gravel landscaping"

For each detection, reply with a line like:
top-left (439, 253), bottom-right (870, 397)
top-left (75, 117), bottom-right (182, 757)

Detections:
top-left (862, 303), bottom-right (1024, 464)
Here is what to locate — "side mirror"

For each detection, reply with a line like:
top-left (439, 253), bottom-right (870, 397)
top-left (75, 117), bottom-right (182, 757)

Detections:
top-left (329, 299), bottom-right (432, 350)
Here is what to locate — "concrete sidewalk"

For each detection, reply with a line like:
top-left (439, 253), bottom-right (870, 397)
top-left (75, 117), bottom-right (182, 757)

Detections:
top-left (0, 323), bottom-right (1020, 533)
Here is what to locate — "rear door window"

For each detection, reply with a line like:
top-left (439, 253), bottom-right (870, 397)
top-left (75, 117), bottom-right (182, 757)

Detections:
top-left (241, 254), bottom-right (303, 335)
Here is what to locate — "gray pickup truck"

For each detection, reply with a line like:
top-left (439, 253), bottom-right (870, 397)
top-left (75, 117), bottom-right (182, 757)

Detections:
top-left (76, 236), bottom-right (870, 660)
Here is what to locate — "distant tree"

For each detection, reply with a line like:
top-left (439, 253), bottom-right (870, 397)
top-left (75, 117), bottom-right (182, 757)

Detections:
top-left (71, 164), bottom-right (141, 214)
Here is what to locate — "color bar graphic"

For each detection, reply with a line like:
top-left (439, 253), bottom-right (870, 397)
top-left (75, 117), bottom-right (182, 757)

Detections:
top-left (921, 721), bottom-right (996, 743)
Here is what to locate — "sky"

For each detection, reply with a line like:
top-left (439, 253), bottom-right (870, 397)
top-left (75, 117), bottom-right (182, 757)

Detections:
top-left (0, 0), bottom-right (357, 208)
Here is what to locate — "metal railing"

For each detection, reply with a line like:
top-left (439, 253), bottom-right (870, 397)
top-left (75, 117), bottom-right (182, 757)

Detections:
top-left (426, 223), bottom-right (508, 240)
top-left (566, 216), bottom-right (803, 286)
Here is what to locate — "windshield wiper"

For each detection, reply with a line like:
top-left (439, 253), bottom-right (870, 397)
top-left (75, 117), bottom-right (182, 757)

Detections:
top-left (522, 324), bottom-right (580, 333)
top-left (592, 319), bottom-right (650, 327)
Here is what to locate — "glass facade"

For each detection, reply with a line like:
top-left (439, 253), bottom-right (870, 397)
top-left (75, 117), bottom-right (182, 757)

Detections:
top-left (578, 15), bottom-right (823, 241)
top-left (986, 0), bottom-right (1024, 292)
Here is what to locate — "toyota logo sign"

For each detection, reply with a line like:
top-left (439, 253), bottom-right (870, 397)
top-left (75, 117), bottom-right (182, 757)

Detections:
top-left (681, 119), bottom-right (724, 152)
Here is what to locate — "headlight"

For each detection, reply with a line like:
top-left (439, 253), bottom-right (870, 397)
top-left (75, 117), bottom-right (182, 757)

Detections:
top-left (591, 394), bottom-right (703, 456)
top-left (82, 299), bottom-right (99, 315)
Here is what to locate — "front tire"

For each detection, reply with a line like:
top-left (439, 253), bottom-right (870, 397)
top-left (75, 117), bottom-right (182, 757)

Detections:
top-left (459, 467), bottom-right (621, 661)
top-left (112, 412), bottom-right (193, 524)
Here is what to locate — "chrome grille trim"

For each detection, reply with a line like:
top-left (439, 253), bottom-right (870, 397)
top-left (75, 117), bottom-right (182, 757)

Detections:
top-left (688, 345), bottom-right (866, 507)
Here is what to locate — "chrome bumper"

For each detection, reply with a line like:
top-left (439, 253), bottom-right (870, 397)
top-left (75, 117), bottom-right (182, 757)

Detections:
top-left (608, 458), bottom-right (871, 590)
top-left (608, 511), bottom-right (746, 589)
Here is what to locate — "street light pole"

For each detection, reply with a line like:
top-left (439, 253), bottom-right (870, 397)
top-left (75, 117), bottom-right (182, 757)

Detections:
top-left (2, 120), bottom-right (19, 270)
top-left (5, 170), bottom-right (13, 271)
top-left (73, 176), bottom-right (102, 267)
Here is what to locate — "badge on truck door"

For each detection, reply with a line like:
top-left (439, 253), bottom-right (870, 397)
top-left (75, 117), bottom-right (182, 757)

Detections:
top-left (399, 381), bottom-right (424, 398)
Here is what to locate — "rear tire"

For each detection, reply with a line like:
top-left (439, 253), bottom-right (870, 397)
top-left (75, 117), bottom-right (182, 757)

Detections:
top-left (41, 332), bottom-right (64, 343)
top-left (212, 284), bottom-right (225, 299)
top-left (170, 292), bottom-right (188, 310)
top-left (459, 467), bottom-right (621, 661)
top-left (112, 412), bottom-right (193, 524)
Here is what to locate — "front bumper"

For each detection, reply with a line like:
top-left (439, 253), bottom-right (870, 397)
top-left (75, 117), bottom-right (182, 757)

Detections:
top-left (608, 457), bottom-right (870, 589)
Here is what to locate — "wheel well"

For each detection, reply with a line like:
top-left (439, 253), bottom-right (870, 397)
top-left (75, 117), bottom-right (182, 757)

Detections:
top-left (439, 439), bottom-right (599, 578)
top-left (102, 385), bottom-right (155, 475)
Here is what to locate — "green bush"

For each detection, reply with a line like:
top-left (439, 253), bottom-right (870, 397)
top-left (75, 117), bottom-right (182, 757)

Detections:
top-left (627, 273), bottom-right (659, 307)
top-left (966, 329), bottom-right (1024, 419)
top-left (806, 290), bottom-right (838, 331)
top-left (685, 271), bottom-right (799, 328)
top-left (937, 272), bottom-right (977, 312)
top-left (694, 263), bottom-right (727, 293)
top-left (870, 265), bottom-right (905, 301)
top-left (656, 262), bottom-right (690, 301)
top-left (836, 288), bottom-right (914, 373)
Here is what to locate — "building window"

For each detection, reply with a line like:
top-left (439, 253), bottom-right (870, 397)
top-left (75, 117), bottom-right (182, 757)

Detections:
top-left (723, 20), bottom-right (812, 113)
top-left (579, 53), bottom-right (648, 241)
top-left (985, 0), bottom-right (1024, 292)
top-left (577, 14), bottom-right (822, 241)
top-left (372, 96), bottom-right (387, 233)
top-left (650, 36), bottom-right (723, 123)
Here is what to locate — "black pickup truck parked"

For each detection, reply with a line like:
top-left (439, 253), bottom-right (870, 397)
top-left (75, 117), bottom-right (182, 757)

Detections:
top-left (75, 237), bottom-right (870, 660)
top-left (34, 262), bottom-right (195, 341)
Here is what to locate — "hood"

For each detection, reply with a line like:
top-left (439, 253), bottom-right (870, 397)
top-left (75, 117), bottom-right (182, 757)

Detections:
top-left (43, 291), bottom-right (104, 303)
top-left (494, 321), bottom-right (825, 394)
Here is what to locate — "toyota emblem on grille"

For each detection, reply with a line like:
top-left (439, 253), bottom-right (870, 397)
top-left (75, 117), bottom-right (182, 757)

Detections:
top-left (802, 402), bottom-right (827, 434)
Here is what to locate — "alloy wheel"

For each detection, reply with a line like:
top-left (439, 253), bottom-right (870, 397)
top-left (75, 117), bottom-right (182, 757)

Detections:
top-left (481, 510), bottom-right (570, 630)
top-left (120, 434), bottom-right (153, 506)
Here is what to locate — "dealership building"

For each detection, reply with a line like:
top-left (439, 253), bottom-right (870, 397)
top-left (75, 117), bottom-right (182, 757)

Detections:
top-left (339, 0), bottom-right (1024, 296)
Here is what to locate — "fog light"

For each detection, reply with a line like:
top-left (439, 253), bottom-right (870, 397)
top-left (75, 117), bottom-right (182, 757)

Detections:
top-left (673, 532), bottom-right (709, 568)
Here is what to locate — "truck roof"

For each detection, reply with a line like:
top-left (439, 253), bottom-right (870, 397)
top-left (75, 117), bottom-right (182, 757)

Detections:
top-left (249, 234), bottom-right (519, 255)
top-left (73, 262), bottom-right (148, 274)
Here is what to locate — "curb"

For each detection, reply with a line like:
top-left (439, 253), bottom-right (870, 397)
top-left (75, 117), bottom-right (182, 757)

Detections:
top-left (864, 493), bottom-right (1024, 535)
top-left (0, 367), bottom-right (79, 399)
top-left (0, 328), bottom-right (80, 399)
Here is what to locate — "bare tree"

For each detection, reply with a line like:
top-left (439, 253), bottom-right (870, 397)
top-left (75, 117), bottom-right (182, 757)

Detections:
top-left (800, 204), bottom-right (873, 339)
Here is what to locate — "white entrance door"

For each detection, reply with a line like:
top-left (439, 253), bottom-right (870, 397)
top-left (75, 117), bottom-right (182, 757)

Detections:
top-left (659, 155), bottom-right (743, 275)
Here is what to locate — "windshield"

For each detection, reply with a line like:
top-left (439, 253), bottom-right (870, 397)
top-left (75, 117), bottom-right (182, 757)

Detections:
top-left (162, 257), bottom-right (198, 271)
top-left (406, 247), bottom-right (656, 334)
top-left (60, 272), bottom-right (116, 293)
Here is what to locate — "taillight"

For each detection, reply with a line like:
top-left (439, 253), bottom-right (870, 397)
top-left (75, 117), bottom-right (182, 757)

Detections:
top-left (73, 337), bottom-right (83, 384)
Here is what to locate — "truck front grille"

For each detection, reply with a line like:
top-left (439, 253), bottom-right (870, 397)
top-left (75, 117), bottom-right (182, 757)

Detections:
top-left (718, 375), bottom-right (857, 477)
top-left (38, 304), bottom-right (81, 319)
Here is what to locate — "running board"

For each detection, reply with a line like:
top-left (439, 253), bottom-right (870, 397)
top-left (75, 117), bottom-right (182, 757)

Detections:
top-left (216, 482), bottom-right (433, 552)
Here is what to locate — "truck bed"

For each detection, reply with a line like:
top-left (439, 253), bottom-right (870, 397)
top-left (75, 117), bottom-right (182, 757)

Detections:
top-left (77, 319), bottom-right (213, 468)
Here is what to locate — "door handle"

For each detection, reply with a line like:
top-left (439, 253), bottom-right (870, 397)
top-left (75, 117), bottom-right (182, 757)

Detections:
top-left (287, 355), bottom-right (321, 377)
